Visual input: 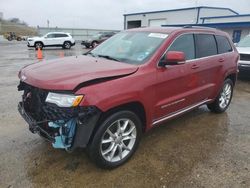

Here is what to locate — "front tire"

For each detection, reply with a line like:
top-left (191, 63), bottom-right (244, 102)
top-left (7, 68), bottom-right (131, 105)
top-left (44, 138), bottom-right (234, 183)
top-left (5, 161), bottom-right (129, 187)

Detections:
top-left (35, 42), bottom-right (43, 50)
top-left (87, 111), bottom-right (142, 169)
top-left (207, 79), bottom-right (234, 113)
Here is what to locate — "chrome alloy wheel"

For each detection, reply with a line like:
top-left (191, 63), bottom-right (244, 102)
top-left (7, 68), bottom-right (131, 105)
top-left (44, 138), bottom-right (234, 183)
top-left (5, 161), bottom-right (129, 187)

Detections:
top-left (100, 119), bottom-right (137, 163)
top-left (219, 83), bottom-right (232, 109)
top-left (64, 42), bottom-right (71, 49)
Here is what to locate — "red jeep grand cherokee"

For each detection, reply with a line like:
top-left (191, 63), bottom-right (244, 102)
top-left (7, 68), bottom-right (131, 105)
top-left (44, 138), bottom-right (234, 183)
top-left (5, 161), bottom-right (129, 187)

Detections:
top-left (18, 27), bottom-right (239, 168)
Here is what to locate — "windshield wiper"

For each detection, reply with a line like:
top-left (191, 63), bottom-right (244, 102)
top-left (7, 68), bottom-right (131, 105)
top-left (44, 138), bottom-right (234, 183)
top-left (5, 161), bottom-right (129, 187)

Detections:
top-left (85, 52), bottom-right (120, 62)
top-left (97, 55), bottom-right (120, 62)
top-left (84, 51), bottom-right (97, 57)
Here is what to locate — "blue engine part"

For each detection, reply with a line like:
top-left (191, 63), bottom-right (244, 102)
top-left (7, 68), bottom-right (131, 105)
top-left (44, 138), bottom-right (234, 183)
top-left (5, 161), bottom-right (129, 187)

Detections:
top-left (48, 119), bottom-right (76, 150)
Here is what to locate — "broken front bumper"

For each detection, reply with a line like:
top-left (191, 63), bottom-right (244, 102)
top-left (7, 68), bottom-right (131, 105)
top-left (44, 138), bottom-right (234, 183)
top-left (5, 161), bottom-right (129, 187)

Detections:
top-left (18, 101), bottom-right (102, 150)
top-left (18, 102), bottom-right (55, 141)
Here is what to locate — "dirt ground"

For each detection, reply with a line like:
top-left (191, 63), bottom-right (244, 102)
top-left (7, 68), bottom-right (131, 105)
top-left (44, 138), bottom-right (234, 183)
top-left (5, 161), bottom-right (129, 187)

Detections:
top-left (0, 41), bottom-right (250, 188)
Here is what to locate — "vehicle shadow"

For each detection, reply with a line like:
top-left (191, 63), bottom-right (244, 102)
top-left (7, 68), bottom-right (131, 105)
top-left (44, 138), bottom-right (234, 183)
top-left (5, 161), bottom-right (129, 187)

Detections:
top-left (27, 47), bottom-right (74, 51)
top-left (23, 106), bottom-right (229, 188)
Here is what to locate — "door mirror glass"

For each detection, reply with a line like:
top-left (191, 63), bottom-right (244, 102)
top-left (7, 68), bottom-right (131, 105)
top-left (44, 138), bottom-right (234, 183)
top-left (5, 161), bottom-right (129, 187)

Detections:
top-left (160, 51), bottom-right (186, 66)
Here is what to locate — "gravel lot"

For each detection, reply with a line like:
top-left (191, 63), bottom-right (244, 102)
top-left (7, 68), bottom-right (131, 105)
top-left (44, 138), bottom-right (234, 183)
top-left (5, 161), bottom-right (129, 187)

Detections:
top-left (0, 41), bottom-right (250, 188)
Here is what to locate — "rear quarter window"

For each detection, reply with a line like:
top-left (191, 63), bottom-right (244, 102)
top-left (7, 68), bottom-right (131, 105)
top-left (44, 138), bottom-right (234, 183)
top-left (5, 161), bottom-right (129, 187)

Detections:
top-left (215, 35), bottom-right (233, 54)
top-left (195, 34), bottom-right (217, 58)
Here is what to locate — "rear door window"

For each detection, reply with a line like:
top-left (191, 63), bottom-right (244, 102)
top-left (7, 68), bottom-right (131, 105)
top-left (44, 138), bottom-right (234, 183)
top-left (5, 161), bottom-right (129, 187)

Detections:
top-left (55, 34), bottom-right (68, 38)
top-left (215, 35), bottom-right (233, 54)
top-left (195, 34), bottom-right (217, 58)
top-left (167, 34), bottom-right (195, 60)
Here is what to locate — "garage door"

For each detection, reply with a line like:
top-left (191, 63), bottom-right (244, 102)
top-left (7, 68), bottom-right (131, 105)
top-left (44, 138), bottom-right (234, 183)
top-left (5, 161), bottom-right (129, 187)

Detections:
top-left (148, 19), bottom-right (166, 27)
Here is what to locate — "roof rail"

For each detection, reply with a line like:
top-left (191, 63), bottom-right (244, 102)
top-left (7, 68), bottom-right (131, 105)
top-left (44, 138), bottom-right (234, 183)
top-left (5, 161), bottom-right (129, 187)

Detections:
top-left (183, 25), bottom-right (217, 30)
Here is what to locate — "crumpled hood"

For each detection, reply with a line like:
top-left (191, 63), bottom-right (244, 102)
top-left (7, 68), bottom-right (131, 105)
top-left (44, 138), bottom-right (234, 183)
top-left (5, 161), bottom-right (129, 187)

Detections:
top-left (19, 55), bottom-right (138, 91)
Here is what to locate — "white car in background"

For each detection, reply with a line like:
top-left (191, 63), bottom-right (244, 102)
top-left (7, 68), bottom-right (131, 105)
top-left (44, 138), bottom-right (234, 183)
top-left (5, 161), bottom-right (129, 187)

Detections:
top-left (27, 32), bottom-right (75, 50)
top-left (236, 35), bottom-right (250, 77)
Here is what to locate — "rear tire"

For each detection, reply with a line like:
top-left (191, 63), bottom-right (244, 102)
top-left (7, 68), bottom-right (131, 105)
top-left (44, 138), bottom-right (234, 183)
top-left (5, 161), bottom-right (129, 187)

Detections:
top-left (207, 79), bottom-right (234, 113)
top-left (87, 110), bottom-right (142, 169)
top-left (63, 41), bottom-right (71, 49)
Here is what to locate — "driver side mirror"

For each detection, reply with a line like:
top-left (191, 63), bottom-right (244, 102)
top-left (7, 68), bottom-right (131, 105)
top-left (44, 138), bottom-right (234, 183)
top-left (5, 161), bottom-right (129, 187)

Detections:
top-left (159, 51), bottom-right (186, 67)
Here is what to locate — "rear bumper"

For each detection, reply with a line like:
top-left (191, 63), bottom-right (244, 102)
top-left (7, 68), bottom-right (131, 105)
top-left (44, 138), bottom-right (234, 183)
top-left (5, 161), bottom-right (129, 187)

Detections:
top-left (81, 41), bottom-right (91, 46)
top-left (18, 101), bottom-right (102, 149)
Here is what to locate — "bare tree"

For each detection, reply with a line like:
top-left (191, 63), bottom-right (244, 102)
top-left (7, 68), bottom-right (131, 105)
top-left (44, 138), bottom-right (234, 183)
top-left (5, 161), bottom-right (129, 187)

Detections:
top-left (8, 17), bottom-right (29, 26)
top-left (9, 18), bottom-right (20, 23)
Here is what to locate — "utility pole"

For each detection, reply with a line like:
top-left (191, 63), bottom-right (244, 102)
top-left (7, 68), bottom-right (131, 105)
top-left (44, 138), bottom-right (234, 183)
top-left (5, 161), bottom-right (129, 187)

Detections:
top-left (47, 20), bottom-right (50, 28)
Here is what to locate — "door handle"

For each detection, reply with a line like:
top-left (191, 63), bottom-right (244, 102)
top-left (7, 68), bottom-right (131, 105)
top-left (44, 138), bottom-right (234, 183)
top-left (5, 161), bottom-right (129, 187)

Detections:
top-left (191, 64), bottom-right (199, 69)
top-left (219, 58), bottom-right (225, 62)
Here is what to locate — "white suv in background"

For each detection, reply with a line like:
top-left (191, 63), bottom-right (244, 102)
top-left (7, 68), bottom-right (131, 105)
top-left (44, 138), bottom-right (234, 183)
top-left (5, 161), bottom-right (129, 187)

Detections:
top-left (236, 35), bottom-right (250, 77)
top-left (27, 32), bottom-right (75, 50)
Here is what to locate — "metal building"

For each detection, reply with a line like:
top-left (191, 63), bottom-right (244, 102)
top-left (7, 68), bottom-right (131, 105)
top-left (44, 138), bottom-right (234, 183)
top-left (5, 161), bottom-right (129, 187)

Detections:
top-left (124, 6), bottom-right (250, 42)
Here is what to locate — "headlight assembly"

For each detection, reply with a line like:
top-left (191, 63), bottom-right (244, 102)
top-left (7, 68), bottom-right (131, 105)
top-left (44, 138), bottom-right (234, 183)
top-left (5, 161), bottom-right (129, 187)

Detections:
top-left (45, 92), bottom-right (84, 107)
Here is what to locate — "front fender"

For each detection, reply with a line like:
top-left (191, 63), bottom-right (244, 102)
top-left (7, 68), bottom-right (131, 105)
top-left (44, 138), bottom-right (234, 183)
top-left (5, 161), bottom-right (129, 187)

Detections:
top-left (79, 84), bottom-right (144, 112)
top-left (75, 68), bottom-right (156, 130)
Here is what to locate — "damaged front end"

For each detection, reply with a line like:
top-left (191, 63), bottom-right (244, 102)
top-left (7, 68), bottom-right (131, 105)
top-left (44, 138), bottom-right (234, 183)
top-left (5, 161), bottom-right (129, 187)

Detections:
top-left (18, 82), bottom-right (101, 151)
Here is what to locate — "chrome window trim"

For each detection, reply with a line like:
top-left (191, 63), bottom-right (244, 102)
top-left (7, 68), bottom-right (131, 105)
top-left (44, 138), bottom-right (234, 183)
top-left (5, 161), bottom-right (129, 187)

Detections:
top-left (186, 51), bottom-right (235, 63)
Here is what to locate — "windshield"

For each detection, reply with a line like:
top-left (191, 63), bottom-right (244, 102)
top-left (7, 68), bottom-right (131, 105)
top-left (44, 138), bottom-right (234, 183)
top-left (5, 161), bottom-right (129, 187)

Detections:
top-left (89, 32), bottom-right (168, 65)
top-left (237, 35), bottom-right (250, 47)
